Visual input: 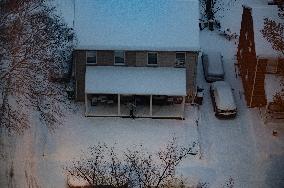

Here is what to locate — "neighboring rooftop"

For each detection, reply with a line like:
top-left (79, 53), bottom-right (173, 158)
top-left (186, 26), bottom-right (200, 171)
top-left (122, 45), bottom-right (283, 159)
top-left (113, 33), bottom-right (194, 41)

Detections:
top-left (85, 66), bottom-right (186, 96)
top-left (74, 0), bottom-right (200, 51)
top-left (251, 5), bottom-right (284, 58)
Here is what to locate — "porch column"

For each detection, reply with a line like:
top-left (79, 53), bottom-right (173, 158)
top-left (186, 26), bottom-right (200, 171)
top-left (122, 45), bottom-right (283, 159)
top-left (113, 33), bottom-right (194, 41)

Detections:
top-left (118, 94), bottom-right (121, 116)
top-left (85, 93), bottom-right (88, 116)
top-left (181, 96), bottom-right (185, 119)
top-left (150, 95), bottom-right (153, 116)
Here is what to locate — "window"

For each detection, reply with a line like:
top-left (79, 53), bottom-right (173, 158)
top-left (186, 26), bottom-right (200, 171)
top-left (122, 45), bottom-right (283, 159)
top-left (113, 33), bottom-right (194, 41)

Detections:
top-left (176, 52), bottom-right (185, 67)
top-left (114, 51), bottom-right (125, 65)
top-left (86, 51), bottom-right (96, 64)
top-left (148, 52), bottom-right (157, 65)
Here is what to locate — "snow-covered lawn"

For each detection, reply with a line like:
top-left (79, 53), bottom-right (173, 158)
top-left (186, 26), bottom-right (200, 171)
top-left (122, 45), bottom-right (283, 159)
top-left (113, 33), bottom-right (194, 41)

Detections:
top-left (0, 106), bottom-right (200, 187)
top-left (1, 0), bottom-right (284, 188)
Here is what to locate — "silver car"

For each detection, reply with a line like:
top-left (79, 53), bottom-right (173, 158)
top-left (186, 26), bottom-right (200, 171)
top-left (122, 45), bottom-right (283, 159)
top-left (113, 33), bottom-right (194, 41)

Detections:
top-left (202, 51), bottom-right (225, 82)
top-left (210, 81), bottom-right (237, 118)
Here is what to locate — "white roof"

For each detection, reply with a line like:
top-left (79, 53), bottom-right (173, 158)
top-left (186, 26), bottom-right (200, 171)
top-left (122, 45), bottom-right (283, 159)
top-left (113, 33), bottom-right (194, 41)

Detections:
top-left (212, 81), bottom-right (236, 111)
top-left (251, 5), bottom-right (284, 58)
top-left (85, 66), bottom-right (186, 96)
top-left (74, 0), bottom-right (200, 51)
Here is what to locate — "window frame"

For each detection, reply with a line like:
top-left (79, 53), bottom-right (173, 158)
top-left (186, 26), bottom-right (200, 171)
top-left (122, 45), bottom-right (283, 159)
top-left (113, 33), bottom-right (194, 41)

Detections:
top-left (175, 52), bottom-right (186, 67)
top-left (114, 50), bottom-right (126, 65)
top-left (147, 52), bottom-right (158, 66)
top-left (86, 51), bottom-right (97, 65)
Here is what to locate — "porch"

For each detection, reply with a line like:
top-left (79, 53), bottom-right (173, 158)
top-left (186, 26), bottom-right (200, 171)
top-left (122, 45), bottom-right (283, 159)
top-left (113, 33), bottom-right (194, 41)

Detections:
top-left (85, 66), bottom-right (186, 119)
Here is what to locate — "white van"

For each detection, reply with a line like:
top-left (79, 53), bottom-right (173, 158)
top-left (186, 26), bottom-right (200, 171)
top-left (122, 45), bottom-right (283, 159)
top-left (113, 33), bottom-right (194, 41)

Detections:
top-left (210, 81), bottom-right (237, 118)
top-left (202, 51), bottom-right (225, 82)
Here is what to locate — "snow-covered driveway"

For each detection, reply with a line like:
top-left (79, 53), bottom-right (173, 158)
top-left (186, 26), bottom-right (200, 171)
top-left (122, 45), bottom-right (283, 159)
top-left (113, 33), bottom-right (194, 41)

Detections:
top-left (184, 52), bottom-right (262, 187)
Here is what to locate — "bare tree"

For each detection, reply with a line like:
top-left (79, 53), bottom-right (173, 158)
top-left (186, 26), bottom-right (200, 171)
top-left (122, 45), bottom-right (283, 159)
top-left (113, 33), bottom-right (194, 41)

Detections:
top-left (67, 143), bottom-right (129, 188)
top-left (261, 18), bottom-right (284, 56)
top-left (199, 0), bottom-right (238, 30)
top-left (260, 4), bottom-right (284, 105)
top-left (0, 0), bottom-right (74, 133)
top-left (66, 138), bottom-right (198, 188)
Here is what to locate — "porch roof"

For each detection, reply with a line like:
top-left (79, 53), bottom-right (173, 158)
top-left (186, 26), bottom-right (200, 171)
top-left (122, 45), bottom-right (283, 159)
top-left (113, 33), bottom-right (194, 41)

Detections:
top-left (85, 66), bottom-right (186, 96)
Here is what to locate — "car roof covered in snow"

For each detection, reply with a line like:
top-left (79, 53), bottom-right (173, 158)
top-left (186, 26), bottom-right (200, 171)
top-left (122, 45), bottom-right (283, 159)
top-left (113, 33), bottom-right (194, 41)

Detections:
top-left (73, 0), bottom-right (200, 51)
top-left (211, 81), bottom-right (236, 111)
top-left (85, 66), bottom-right (186, 96)
top-left (251, 5), bottom-right (284, 58)
top-left (205, 51), bottom-right (224, 76)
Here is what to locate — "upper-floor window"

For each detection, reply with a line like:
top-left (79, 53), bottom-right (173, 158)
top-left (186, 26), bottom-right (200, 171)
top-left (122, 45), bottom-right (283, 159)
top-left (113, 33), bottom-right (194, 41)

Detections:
top-left (114, 51), bottom-right (125, 65)
top-left (86, 51), bottom-right (97, 64)
top-left (175, 52), bottom-right (185, 67)
top-left (148, 52), bottom-right (157, 65)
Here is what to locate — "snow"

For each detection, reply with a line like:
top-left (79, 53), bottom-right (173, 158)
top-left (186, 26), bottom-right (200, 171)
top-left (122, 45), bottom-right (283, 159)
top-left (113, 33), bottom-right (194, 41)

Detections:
top-left (1, 0), bottom-right (284, 188)
top-left (85, 66), bottom-right (186, 96)
top-left (50, 0), bottom-right (75, 28)
top-left (73, 0), bottom-right (200, 51)
top-left (265, 74), bottom-right (284, 102)
top-left (211, 81), bottom-right (237, 111)
top-left (205, 51), bottom-right (225, 76)
top-left (251, 5), bottom-right (284, 58)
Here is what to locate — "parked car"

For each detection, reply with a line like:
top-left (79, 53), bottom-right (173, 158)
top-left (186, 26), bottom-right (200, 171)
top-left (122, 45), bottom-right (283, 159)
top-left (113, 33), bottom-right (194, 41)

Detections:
top-left (202, 51), bottom-right (225, 82)
top-left (210, 81), bottom-right (237, 118)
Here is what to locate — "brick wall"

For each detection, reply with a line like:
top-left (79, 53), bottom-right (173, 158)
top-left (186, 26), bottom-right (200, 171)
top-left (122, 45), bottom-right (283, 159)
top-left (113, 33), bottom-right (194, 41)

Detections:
top-left (158, 52), bottom-right (176, 67)
top-left (185, 52), bottom-right (198, 97)
top-left (237, 6), bottom-right (267, 107)
top-left (125, 51), bottom-right (136, 66)
top-left (74, 50), bottom-right (86, 101)
top-left (136, 51), bottom-right (147, 66)
top-left (74, 50), bottom-right (199, 102)
top-left (97, 51), bottom-right (114, 66)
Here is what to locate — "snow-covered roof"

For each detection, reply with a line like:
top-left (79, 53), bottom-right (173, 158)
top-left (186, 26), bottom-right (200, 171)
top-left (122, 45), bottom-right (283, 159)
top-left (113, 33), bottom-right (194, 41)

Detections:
top-left (265, 74), bottom-right (284, 102)
top-left (85, 66), bottom-right (186, 96)
top-left (74, 0), bottom-right (200, 51)
top-left (251, 5), bottom-right (284, 58)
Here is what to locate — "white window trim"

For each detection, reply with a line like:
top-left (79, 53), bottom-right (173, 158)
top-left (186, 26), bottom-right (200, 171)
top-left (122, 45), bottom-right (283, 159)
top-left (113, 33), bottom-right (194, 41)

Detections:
top-left (86, 51), bottom-right (97, 65)
top-left (114, 51), bottom-right (126, 65)
top-left (147, 52), bottom-right (158, 66)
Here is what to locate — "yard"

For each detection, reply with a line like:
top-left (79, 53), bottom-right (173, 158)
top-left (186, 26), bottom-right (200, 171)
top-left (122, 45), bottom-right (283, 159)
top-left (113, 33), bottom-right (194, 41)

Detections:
top-left (1, 54), bottom-right (283, 187)
top-left (0, 0), bottom-right (284, 188)
top-left (1, 51), bottom-right (283, 187)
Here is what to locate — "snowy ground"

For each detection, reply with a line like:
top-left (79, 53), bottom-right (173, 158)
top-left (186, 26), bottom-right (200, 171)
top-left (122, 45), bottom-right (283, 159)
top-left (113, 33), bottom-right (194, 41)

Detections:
top-left (1, 0), bottom-right (284, 188)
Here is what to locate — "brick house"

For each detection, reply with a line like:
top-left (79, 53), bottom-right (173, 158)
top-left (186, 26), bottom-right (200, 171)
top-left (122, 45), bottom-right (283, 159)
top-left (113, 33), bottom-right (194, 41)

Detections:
top-left (237, 5), bottom-right (284, 108)
top-left (72, 0), bottom-right (200, 118)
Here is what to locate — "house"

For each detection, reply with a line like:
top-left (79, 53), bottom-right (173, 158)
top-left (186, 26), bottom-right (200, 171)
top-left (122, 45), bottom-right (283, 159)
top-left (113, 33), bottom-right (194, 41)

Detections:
top-left (237, 5), bottom-right (284, 108)
top-left (72, 0), bottom-right (200, 119)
